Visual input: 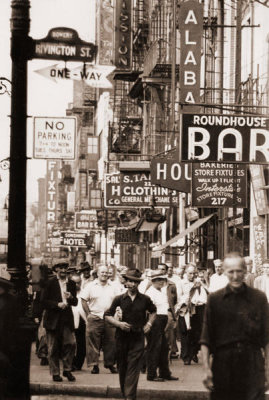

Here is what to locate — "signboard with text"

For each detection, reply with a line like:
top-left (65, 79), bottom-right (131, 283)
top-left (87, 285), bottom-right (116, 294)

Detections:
top-left (60, 231), bottom-right (88, 247)
top-left (179, 1), bottom-right (203, 110)
top-left (191, 162), bottom-right (247, 207)
top-left (250, 165), bottom-right (269, 215)
top-left (253, 216), bottom-right (266, 272)
top-left (32, 27), bottom-right (97, 62)
top-left (182, 113), bottom-right (269, 163)
top-left (75, 211), bottom-right (99, 230)
top-left (104, 172), bottom-right (178, 208)
top-left (114, 0), bottom-right (132, 70)
top-left (34, 116), bottom-right (76, 159)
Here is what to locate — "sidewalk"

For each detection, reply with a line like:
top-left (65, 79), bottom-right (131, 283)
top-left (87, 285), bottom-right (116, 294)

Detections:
top-left (30, 349), bottom-right (209, 399)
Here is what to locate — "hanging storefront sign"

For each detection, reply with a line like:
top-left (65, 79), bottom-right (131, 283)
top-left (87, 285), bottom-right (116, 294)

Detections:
top-left (114, 0), bottom-right (133, 70)
top-left (33, 116), bottom-right (76, 160)
top-left (115, 228), bottom-right (139, 244)
top-left (191, 162), bottom-right (247, 207)
top-left (104, 172), bottom-right (178, 208)
top-left (150, 153), bottom-right (191, 192)
top-left (181, 113), bottom-right (269, 163)
top-left (98, 0), bottom-right (114, 65)
top-left (32, 27), bottom-right (97, 62)
top-left (253, 216), bottom-right (266, 272)
top-left (75, 211), bottom-right (99, 230)
top-left (249, 165), bottom-right (269, 215)
top-left (179, 0), bottom-right (203, 110)
top-left (60, 231), bottom-right (88, 247)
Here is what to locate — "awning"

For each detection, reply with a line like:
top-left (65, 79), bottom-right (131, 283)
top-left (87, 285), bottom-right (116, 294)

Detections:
top-left (152, 214), bottom-right (215, 252)
top-left (138, 221), bottom-right (158, 232)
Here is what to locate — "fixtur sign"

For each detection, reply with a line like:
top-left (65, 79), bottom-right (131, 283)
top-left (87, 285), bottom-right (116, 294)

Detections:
top-left (182, 113), bottom-right (269, 162)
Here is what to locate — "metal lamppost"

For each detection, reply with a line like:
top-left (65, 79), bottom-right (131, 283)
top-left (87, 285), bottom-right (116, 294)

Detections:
top-left (7, 1), bottom-right (36, 398)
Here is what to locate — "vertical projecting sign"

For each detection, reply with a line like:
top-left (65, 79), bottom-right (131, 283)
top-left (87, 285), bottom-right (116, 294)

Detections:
top-left (46, 160), bottom-right (59, 247)
top-left (179, 1), bottom-right (203, 110)
top-left (114, 0), bottom-right (133, 70)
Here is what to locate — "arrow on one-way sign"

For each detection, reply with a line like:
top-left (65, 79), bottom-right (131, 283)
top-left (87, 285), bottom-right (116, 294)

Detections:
top-left (34, 64), bottom-right (115, 88)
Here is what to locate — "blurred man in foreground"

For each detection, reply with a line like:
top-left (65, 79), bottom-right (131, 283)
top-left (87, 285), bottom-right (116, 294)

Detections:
top-left (201, 253), bottom-right (269, 400)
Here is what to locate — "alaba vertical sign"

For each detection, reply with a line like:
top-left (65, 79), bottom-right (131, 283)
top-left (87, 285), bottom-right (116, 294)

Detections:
top-left (179, 0), bottom-right (203, 110)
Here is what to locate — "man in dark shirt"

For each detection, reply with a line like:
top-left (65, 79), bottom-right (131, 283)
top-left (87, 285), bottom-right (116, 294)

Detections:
top-left (201, 252), bottom-right (269, 400)
top-left (105, 269), bottom-right (156, 400)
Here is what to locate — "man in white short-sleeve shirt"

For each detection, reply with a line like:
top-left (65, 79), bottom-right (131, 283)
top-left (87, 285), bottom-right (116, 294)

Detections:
top-left (81, 265), bottom-right (119, 374)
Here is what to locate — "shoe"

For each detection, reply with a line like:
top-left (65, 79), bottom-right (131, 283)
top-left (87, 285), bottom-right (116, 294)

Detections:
top-left (40, 357), bottom-right (49, 366)
top-left (63, 371), bottom-right (76, 381)
top-left (192, 355), bottom-right (198, 363)
top-left (170, 353), bottom-right (179, 359)
top-left (184, 360), bottom-right (191, 365)
top-left (108, 366), bottom-right (118, 374)
top-left (91, 365), bottom-right (99, 374)
top-left (161, 375), bottom-right (179, 381)
top-left (147, 377), bottom-right (165, 382)
top-left (53, 375), bottom-right (63, 382)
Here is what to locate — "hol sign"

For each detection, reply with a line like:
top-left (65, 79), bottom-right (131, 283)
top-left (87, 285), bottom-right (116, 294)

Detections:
top-left (182, 113), bottom-right (269, 162)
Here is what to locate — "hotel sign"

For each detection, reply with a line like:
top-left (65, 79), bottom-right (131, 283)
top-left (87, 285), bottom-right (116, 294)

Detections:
top-left (114, 0), bottom-right (132, 70)
top-left (182, 113), bottom-right (269, 163)
top-left (179, 1), bottom-right (203, 110)
top-left (32, 27), bottom-right (97, 62)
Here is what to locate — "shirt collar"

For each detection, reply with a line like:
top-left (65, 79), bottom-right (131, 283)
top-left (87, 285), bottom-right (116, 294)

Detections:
top-left (123, 290), bottom-right (141, 299)
top-left (57, 277), bottom-right (68, 284)
top-left (223, 282), bottom-right (249, 299)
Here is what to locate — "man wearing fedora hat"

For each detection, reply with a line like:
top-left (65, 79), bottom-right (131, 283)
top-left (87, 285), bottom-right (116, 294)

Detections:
top-left (41, 262), bottom-right (78, 382)
top-left (79, 262), bottom-right (92, 290)
top-left (105, 268), bottom-right (156, 400)
top-left (145, 271), bottom-right (178, 382)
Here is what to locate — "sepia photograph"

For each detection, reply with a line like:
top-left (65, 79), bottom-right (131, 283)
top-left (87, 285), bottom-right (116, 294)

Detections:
top-left (0, 1), bottom-right (269, 399)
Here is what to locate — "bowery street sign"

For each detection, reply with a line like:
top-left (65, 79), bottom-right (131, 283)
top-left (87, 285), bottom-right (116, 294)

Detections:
top-left (34, 64), bottom-right (115, 88)
top-left (181, 113), bottom-right (269, 163)
top-left (191, 162), bottom-right (247, 208)
top-left (32, 27), bottom-right (97, 62)
top-left (33, 116), bottom-right (76, 160)
top-left (104, 172), bottom-right (178, 208)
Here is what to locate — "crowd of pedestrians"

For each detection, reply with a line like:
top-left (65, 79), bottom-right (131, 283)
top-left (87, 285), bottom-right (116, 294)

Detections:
top-left (23, 253), bottom-right (269, 400)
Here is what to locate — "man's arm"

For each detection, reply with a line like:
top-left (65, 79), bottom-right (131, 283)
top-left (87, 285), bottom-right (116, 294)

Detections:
top-left (143, 311), bottom-right (156, 334)
top-left (81, 298), bottom-right (90, 317)
top-left (265, 343), bottom-right (269, 390)
top-left (201, 345), bottom-right (213, 391)
top-left (104, 296), bottom-right (131, 332)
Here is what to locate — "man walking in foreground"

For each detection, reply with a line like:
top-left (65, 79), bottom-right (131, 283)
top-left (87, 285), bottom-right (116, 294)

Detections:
top-left (105, 269), bottom-right (156, 400)
top-left (201, 252), bottom-right (269, 400)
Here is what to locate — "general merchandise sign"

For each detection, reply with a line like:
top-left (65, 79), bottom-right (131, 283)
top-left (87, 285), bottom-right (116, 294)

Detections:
top-left (33, 117), bottom-right (76, 160)
top-left (105, 172), bottom-right (178, 208)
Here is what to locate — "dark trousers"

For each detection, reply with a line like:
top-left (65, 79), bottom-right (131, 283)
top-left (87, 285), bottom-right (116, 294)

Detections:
top-left (46, 325), bottom-right (76, 376)
top-left (190, 305), bottom-right (205, 357)
top-left (86, 314), bottom-right (116, 367)
top-left (211, 345), bottom-right (265, 400)
top-left (178, 316), bottom-right (193, 362)
top-left (117, 332), bottom-right (145, 400)
top-left (73, 317), bottom-right (86, 370)
top-left (147, 315), bottom-right (170, 379)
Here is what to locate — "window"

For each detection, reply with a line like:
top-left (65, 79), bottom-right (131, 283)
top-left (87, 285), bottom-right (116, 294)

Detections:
top-left (89, 189), bottom-right (102, 208)
top-left (88, 137), bottom-right (98, 154)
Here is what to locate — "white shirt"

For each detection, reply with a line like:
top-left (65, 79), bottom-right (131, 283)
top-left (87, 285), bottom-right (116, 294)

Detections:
top-left (58, 278), bottom-right (68, 304)
top-left (208, 273), bottom-right (229, 293)
top-left (176, 277), bottom-right (194, 306)
top-left (146, 286), bottom-right (169, 315)
top-left (138, 278), bottom-right (152, 294)
top-left (168, 274), bottom-right (181, 286)
top-left (80, 280), bottom-right (118, 319)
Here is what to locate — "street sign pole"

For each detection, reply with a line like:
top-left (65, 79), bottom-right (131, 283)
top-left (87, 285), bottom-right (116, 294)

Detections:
top-left (8, 1), bottom-right (36, 398)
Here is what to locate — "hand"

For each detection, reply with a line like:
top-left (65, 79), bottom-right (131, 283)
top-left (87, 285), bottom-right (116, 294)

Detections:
top-left (119, 322), bottom-right (131, 332)
top-left (64, 291), bottom-right (72, 299)
top-left (58, 302), bottom-right (67, 310)
top-left (143, 322), bottom-right (152, 334)
top-left (203, 368), bottom-right (214, 391)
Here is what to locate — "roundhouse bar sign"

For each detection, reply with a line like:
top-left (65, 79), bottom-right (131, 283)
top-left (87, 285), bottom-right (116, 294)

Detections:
top-left (182, 113), bottom-right (269, 163)
top-left (32, 27), bottom-right (97, 62)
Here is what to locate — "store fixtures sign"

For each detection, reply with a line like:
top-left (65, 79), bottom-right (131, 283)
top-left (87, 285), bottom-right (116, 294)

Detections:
top-left (182, 113), bottom-right (269, 162)
top-left (105, 172), bottom-right (178, 208)
top-left (191, 162), bottom-right (247, 207)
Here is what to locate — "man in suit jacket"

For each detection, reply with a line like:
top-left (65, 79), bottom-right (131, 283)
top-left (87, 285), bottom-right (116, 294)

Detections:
top-left (41, 262), bottom-right (78, 382)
